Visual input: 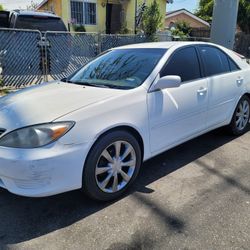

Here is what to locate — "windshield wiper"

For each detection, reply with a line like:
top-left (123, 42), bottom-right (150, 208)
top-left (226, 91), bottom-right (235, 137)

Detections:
top-left (62, 79), bottom-right (132, 89)
top-left (66, 80), bottom-right (110, 88)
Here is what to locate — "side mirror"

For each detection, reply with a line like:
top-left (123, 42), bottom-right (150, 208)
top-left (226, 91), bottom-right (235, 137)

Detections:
top-left (152, 75), bottom-right (182, 91)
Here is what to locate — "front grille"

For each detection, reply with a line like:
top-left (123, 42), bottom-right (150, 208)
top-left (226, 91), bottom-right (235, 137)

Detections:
top-left (0, 129), bottom-right (6, 137)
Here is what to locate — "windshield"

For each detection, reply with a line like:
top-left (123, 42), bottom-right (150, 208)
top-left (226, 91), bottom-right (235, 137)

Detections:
top-left (68, 48), bottom-right (166, 89)
top-left (15, 16), bottom-right (67, 31)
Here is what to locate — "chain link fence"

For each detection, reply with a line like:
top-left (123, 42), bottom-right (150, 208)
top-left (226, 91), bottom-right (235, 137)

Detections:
top-left (234, 32), bottom-right (250, 59)
top-left (0, 29), bottom-right (214, 88)
top-left (0, 28), bottom-right (44, 88)
top-left (100, 34), bottom-right (148, 52)
top-left (45, 32), bottom-right (99, 80)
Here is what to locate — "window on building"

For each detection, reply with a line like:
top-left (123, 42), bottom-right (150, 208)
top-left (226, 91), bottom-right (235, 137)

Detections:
top-left (84, 2), bottom-right (96, 25)
top-left (70, 1), bottom-right (96, 25)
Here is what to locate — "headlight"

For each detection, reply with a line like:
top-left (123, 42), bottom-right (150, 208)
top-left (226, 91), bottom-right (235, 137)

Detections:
top-left (0, 122), bottom-right (75, 148)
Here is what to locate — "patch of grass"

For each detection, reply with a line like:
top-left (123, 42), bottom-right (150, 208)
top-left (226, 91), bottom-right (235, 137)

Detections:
top-left (0, 88), bottom-right (10, 96)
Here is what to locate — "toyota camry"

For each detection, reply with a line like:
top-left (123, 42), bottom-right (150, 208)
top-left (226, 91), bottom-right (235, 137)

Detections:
top-left (0, 42), bottom-right (249, 201)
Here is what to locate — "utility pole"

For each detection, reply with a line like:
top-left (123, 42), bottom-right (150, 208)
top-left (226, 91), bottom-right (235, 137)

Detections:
top-left (210, 0), bottom-right (240, 49)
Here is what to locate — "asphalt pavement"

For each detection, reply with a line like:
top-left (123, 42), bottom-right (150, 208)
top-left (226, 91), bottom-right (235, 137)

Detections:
top-left (0, 128), bottom-right (249, 250)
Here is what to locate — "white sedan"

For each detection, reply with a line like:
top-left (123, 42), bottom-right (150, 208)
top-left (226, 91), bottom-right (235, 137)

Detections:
top-left (0, 42), bottom-right (250, 201)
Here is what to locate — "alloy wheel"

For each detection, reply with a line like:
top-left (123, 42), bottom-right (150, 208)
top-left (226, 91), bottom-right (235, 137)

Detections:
top-left (235, 99), bottom-right (250, 131)
top-left (95, 141), bottom-right (136, 193)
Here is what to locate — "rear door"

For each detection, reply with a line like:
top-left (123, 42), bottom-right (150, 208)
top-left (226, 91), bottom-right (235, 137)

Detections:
top-left (198, 45), bottom-right (243, 128)
top-left (0, 11), bottom-right (10, 28)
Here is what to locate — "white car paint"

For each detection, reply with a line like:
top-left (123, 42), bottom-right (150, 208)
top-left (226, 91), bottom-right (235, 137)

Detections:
top-left (0, 42), bottom-right (249, 197)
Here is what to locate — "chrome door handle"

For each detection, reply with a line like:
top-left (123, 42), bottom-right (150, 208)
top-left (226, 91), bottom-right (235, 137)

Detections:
top-left (197, 87), bottom-right (207, 95)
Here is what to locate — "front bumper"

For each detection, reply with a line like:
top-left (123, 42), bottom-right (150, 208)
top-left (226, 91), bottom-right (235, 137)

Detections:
top-left (0, 142), bottom-right (89, 197)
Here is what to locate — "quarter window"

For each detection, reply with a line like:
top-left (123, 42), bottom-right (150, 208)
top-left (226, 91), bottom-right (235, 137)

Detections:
top-left (161, 47), bottom-right (201, 82)
top-left (70, 1), bottom-right (97, 25)
top-left (199, 46), bottom-right (230, 77)
top-left (228, 57), bottom-right (240, 71)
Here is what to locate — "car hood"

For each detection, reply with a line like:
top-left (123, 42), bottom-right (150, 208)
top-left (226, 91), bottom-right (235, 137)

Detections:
top-left (0, 82), bottom-right (124, 131)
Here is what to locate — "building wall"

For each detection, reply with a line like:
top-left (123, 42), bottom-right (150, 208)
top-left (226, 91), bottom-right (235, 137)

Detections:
top-left (38, 0), bottom-right (166, 33)
top-left (38, 0), bottom-right (62, 16)
top-left (165, 13), bottom-right (209, 29)
top-left (61, 0), bottom-right (106, 32)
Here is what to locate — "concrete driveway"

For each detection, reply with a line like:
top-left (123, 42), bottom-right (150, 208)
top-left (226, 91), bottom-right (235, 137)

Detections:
top-left (0, 129), bottom-right (249, 250)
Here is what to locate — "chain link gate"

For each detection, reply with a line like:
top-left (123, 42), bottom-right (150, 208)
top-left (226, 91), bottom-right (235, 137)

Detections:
top-left (0, 28), bottom-right (44, 88)
top-left (44, 32), bottom-right (99, 81)
top-left (0, 30), bottom-right (175, 88)
top-left (100, 34), bottom-right (148, 52)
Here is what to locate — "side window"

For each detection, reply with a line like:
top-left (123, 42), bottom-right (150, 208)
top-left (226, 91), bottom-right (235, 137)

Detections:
top-left (199, 46), bottom-right (230, 77)
top-left (228, 57), bottom-right (240, 72)
top-left (160, 47), bottom-right (201, 82)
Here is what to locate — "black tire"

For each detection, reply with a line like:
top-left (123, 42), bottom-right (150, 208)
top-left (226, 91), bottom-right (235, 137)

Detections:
top-left (228, 95), bottom-right (250, 135)
top-left (82, 130), bottom-right (142, 201)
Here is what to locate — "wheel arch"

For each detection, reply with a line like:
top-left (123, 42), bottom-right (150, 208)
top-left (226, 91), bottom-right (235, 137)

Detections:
top-left (229, 92), bottom-right (250, 122)
top-left (81, 125), bottom-right (145, 190)
top-left (244, 92), bottom-right (250, 100)
top-left (91, 125), bottom-right (145, 160)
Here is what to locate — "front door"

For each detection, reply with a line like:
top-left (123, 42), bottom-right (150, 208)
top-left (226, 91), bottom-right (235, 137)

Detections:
top-left (106, 4), bottom-right (122, 34)
top-left (148, 46), bottom-right (208, 154)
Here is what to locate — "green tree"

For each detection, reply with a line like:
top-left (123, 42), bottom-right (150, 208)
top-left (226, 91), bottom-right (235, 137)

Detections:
top-left (195, 0), bottom-right (214, 23)
top-left (238, 0), bottom-right (250, 34)
top-left (171, 21), bottom-right (192, 38)
top-left (0, 4), bottom-right (4, 11)
top-left (142, 0), bottom-right (162, 40)
top-left (195, 0), bottom-right (250, 34)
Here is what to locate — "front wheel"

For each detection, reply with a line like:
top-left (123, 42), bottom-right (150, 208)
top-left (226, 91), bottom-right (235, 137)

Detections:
top-left (82, 130), bottom-right (142, 201)
top-left (229, 95), bottom-right (250, 135)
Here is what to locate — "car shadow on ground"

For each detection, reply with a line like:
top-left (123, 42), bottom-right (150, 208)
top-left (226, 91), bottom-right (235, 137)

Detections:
top-left (0, 128), bottom-right (243, 245)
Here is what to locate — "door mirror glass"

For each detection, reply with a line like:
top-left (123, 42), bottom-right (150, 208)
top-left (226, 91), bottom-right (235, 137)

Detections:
top-left (152, 75), bottom-right (181, 91)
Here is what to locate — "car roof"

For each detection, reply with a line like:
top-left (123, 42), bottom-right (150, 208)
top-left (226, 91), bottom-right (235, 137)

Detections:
top-left (114, 41), bottom-right (209, 50)
top-left (13, 10), bottom-right (60, 19)
top-left (115, 41), bottom-right (250, 70)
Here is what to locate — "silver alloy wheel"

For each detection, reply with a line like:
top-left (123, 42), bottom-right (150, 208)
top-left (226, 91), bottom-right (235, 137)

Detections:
top-left (236, 99), bottom-right (250, 131)
top-left (95, 140), bottom-right (136, 193)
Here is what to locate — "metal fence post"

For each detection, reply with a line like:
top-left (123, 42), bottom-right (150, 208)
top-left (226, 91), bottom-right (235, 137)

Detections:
top-left (44, 32), bottom-right (49, 82)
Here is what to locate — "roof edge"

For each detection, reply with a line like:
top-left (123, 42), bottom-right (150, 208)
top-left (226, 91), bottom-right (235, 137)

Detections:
top-left (36, 0), bottom-right (48, 10)
top-left (166, 8), bottom-right (210, 27)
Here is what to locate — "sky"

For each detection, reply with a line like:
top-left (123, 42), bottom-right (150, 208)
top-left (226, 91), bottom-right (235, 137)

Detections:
top-left (167, 0), bottom-right (199, 13)
top-left (1, 0), bottom-right (199, 13)
top-left (0, 0), bottom-right (41, 10)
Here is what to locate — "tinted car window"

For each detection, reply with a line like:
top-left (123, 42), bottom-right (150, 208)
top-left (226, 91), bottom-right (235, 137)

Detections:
top-left (228, 57), bottom-right (240, 71)
top-left (199, 46), bottom-right (230, 76)
top-left (0, 11), bottom-right (10, 28)
top-left (161, 47), bottom-right (201, 82)
top-left (15, 16), bottom-right (67, 31)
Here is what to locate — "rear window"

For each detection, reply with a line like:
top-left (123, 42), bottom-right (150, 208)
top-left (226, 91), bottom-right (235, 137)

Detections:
top-left (199, 46), bottom-right (231, 77)
top-left (228, 57), bottom-right (240, 71)
top-left (0, 11), bottom-right (10, 28)
top-left (15, 16), bottom-right (67, 31)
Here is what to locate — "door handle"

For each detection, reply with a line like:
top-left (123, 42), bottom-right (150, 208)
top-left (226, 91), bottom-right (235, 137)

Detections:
top-left (236, 77), bottom-right (244, 86)
top-left (197, 87), bottom-right (207, 95)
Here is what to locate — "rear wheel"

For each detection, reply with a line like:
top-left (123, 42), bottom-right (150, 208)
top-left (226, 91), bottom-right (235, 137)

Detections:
top-left (82, 130), bottom-right (142, 201)
top-left (229, 95), bottom-right (250, 135)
